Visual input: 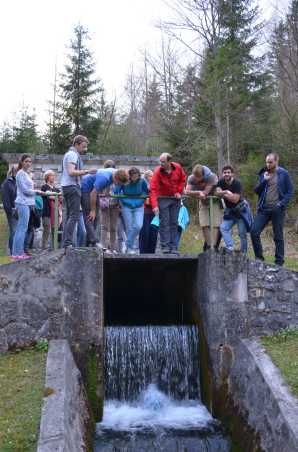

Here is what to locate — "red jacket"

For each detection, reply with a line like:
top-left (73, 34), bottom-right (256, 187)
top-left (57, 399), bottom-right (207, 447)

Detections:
top-left (150, 162), bottom-right (186, 209)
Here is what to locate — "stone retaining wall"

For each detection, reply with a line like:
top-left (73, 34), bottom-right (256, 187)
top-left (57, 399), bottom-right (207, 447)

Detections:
top-left (37, 340), bottom-right (93, 452)
top-left (248, 259), bottom-right (298, 335)
top-left (196, 250), bottom-right (298, 451)
top-left (0, 248), bottom-right (104, 419)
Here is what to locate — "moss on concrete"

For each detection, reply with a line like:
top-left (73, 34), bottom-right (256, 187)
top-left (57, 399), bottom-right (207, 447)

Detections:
top-left (86, 345), bottom-right (103, 423)
top-left (0, 348), bottom-right (47, 451)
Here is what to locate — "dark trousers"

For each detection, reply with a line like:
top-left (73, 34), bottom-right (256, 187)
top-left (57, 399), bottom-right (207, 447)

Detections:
top-left (62, 185), bottom-right (81, 247)
top-left (251, 207), bottom-right (285, 266)
top-left (139, 211), bottom-right (158, 253)
top-left (158, 197), bottom-right (180, 251)
top-left (5, 213), bottom-right (17, 255)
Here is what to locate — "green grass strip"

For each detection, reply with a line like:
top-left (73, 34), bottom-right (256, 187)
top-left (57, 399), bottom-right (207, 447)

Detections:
top-left (0, 348), bottom-right (47, 451)
top-left (261, 328), bottom-right (298, 398)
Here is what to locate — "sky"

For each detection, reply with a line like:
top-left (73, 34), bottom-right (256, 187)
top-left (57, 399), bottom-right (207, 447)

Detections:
top-left (0, 0), bottom-right (290, 130)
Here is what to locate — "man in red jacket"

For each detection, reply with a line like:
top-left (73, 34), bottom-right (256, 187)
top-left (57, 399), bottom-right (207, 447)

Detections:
top-left (150, 153), bottom-right (186, 254)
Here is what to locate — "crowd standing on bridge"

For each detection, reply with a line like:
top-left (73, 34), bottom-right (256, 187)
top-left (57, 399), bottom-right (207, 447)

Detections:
top-left (1, 134), bottom-right (294, 265)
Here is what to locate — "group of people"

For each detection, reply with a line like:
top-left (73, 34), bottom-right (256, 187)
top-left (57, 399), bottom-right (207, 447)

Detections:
top-left (1, 133), bottom-right (294, 266)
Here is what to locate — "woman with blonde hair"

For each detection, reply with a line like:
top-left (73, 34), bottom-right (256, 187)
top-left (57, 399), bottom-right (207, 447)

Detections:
top-left (41, 170), bottom-right (61, 249)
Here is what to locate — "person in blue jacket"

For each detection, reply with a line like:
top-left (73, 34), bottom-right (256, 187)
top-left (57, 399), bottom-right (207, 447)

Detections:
top-left (251, 153), bottom-right (294, 266)
top-left (115, 167), bottom-right (148, 254)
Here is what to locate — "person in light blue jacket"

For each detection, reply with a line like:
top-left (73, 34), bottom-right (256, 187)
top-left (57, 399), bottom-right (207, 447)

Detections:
top-left (115, 167), bottom-right (148, 254)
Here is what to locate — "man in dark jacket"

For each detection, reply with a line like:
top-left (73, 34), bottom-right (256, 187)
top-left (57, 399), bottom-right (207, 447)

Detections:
top-left (1, 165), bottom-right (17, 255)
top-left (251, 153), bottom-right (294, 266)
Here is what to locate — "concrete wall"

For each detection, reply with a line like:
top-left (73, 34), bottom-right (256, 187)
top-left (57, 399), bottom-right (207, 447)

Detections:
top-left (0, 248), bottom-right (104, 418)
top-left (1, 249), bottom-right (298, 449)
top-left (37, 340), bottom-right (93, 452)
top-left (2, 153), bottom-right (158, 188)
top-left (196, 250), bottom-right (298, 451)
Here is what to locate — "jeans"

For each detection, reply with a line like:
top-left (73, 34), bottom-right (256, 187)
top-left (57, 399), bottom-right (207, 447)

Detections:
top-left (220, 212), bottom-right (248, 253)
top-left (122, 206), bottom-right (144, 251)
top-left (158, 197), bottom-right (180, 251)
top-left (5, 213), bottom-right (17, 255)
top-left (81, 191), bottom-right (97, 245)
top-left (62, 185), bottom-right (81, 247)
top-left (75, 212), bottom-right (86, 247)
top-left (139, 211), bottom-right (158, 254)
top-left (101, 207), bottom-right (119, 251)
top-left (251, 207), bottom-right (285, 265)
top-left (12, 203), bottom-right (30, 256)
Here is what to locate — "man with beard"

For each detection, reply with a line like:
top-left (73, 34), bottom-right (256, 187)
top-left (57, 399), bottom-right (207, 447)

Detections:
top-left (251, 153), bottom-right (293, 266)
top-left (216, 165), bottom-right (248, 253)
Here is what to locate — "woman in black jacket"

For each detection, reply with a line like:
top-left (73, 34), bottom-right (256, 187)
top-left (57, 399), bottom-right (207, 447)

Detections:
top-left (1, 165), bottom-right (17, 255)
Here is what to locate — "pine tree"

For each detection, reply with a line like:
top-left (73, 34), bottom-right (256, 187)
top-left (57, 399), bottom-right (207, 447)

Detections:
top-left (49, 24), bottom-right (105, 153)
top-left (12, 105), bottom-right (43, 154)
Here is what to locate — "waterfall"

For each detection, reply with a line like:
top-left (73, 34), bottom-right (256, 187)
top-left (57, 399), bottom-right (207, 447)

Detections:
top-left (104, 325), bottom-right (200, 401)
top-left (96, 325), bottom-right (231, 451)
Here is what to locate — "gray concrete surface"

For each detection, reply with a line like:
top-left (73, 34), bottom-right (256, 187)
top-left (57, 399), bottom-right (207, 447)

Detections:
top-left (37, 340), bottom-right (92, 452)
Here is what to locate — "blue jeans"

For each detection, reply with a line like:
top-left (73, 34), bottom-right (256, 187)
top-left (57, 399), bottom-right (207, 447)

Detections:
top-left (12, 203), bottom-right (30, 256)
top-left (75, 212), bottom-right (86, 247)
top-left (122, 206), bottom-right (144, 251)
top-left (220, 213), bottom-right (247, 253)
top-left (251, 207), bottom-right (285, 265)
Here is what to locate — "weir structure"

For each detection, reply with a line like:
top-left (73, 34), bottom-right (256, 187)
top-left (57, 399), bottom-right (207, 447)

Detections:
top-left (0, 249), bottom-right (298, 451)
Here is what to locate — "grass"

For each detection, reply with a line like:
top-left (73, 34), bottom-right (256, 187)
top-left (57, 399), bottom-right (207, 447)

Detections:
top-left (179, 222), bottom-right (298, 271)
top-left (261, 328), bottom-right (298, 398)
top-left (0, 348), bottom-right (47, 451)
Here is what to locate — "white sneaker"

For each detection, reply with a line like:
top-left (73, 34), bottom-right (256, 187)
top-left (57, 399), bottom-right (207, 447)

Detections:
top-left (104, 249), bottom-right (113, 254)
top-left (127, 249), bottom-right (136, 255)
top-left (120, 244), bottom-right (127, 254)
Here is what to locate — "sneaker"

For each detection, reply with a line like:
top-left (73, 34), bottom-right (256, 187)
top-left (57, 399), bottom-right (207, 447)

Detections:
top-left (127, 249), bottom-right (136, 255)
top-left (104, 249), bottom-right (113, 254)
top-left (112, 250), bottom-right (118, 254)
top-left (11, 254), bottom-right (31, 261)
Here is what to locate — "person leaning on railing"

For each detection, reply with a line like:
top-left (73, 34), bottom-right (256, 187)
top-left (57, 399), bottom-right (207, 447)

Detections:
top-left (185, 164), bottom-right (221, 250)
top-left (150, 153), bottom-right (186, 255)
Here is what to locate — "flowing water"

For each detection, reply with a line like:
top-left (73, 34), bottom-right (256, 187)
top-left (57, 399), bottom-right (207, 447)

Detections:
top-left (95, 326), bottom-right (231, 451)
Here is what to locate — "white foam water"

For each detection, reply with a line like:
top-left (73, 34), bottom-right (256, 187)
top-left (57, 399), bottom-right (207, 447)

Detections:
top-left (97, 384), bottom-right (216, 434)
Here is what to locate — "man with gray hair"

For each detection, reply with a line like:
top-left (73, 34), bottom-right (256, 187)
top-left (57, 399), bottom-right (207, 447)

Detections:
top-left (150, 153), bottom-right (186, 254)
top-left (61, 135), bottom-right (97, 248)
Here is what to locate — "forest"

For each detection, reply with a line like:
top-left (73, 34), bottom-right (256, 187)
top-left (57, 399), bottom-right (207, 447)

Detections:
top-left (1, 0), bottom-right (298, 195)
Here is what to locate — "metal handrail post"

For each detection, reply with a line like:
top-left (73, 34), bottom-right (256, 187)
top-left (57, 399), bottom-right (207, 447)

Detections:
top-left (208, 196), bottom-right (215, 249)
